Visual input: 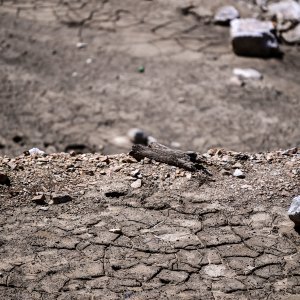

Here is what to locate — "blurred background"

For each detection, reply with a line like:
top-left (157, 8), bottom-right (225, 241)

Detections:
top-left (0, 0), bottom-right (300, 156)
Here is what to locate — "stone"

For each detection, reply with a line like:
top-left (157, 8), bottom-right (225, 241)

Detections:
top-left (109, 228), bottom-right (122, 234)
top-left (7, 162), bottom-right (17, 170)
top-left (32, 194), bottom-right (46, 205)
top-left (127, 128), bottom-right (148, 145)
top-left (130, 169), bottom-right (140, 177)
top-left (131, 179), bottom-right (142, 189)
top-left (230, 18), bottom-right (280, 57)
top-left (229, 76), bottom-right (244, 87)
top-left (111, 136), bottom-right (131, 148)
top-left (233, 68), bottom-right (263, 80)
top-left (288, 195), bottom-right (300, 227)
top-left (51, 193), bottom-right (72, 204)
top-left (267, 0), bottom-right (300, 23)
top-left (0, 173), bottom-right (10, 186)
top-left (214, 6), bottom-right (239, 25)
top-left (232, 162), bottom-right (243, 169)
top-left (38, 206), bottom-right (49, 211)
top-left (233, 169), bottom-right (245, 178)
top-left (29, 148), bottom-right (45, 155)
top-left (281, 147), bottom-right (298, 156)
top-left (186, 172), bottom-right (192, 179)
top-left (76, 42), bottom-right (87, 49)
top-left (86, 58), bottom-right (93, 64)
top-left (282, 24), bottom-right (300, 44)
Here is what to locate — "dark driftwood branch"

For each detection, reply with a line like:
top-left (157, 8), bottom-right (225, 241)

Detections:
top-left (129, 142), bottom-right (210, 174)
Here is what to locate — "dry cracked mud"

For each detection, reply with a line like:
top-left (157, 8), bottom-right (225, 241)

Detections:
top-left (0, 148), bottom-right (300, 299)
top-left (1, 1), bottom-right (300, 299)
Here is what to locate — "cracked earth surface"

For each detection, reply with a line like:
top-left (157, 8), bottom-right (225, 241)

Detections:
top-left (0, 149), bottom-right (300, 299)
top-left (1, 0), bottom-right (300, 156)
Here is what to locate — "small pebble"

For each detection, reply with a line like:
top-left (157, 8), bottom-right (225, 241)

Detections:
top-left (131, 179), bottom-right (142, 189)
top-left (214, 5), bottom-right (240, 25)
top-left (109, 228), bottom-right (122, 234)
top-left (38, 206), bottom-right (49, 211)
top-left (127, 128), bottom-right (148, 145)
top-left (233, 68), bottom-right (263, 80)
top-left (76, 42), bottom-right (87, 49)
top-left (29, 148), bottom-right (45, 155)
top-left (86, 58), bottom-right (93, 64)
top-left (32, 194), bottom-right (46, 205)
top-left (233, 169), bottom-right (245, 178)
top-left (186, 173), bottom-right (192, 179)
top-left (138, 66), bottom-right (145, 73)
top-left (131, 169), bottom-right (140, 177)
top-left (50, 193), bottom-right (72, 204)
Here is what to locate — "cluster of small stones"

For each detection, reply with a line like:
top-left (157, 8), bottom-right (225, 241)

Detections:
top-left (214, 1), bottom-right (300, 57)
top-left (0, 148), bottom-right (299, 299)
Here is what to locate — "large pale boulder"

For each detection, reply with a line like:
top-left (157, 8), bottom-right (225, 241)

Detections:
top-left (230, 18), bottom-right (280, 57)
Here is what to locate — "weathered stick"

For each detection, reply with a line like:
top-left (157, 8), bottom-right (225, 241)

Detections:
top-left (129, 142), bottom-right (209, 173)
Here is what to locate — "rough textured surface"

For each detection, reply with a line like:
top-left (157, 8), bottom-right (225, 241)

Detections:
top-left (0, 148), bottom-right (299, 299)
top-left (1, 1), bottom-right (300, 157)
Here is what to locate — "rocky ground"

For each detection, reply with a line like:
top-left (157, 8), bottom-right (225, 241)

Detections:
top-left (1, 1), bottom-right (300, 299)
top-left (0, 148), bottom-right (300, 299)
top-left (1, 0), bottom-right (300, 156)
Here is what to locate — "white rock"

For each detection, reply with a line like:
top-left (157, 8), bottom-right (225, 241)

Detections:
top-left (86, 58), bottom-right (93, 64)
top-left (131, 169), bottom-right (140, 177)
top-left (233, 169), bottom-right (245, 178)
top-left (233, 68), bottom-right (263, 80)
top-left (76, 42), bottom-right (87, 49)
top-left (282, 23), bottom-right (300, 44)
top-left (186, 173), bottom-right (192, 180)
top-left (267, 0), bottom-right (300, 22)
top-left (230, 18), bottom-right (280, 57)
top-left (288, 195), bottom-right (300, 226)
top-left (127, 128), bottom-right (148, 145)
top-left (131, 179), bottom-right (142, 189)
top-left (28, 148), bottom-right (45, 155)
top-left (214, 6), bottom-right (239, 25)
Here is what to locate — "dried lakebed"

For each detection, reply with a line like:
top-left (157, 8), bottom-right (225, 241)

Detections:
top-left (0, 149), bottom-right (299, 299)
